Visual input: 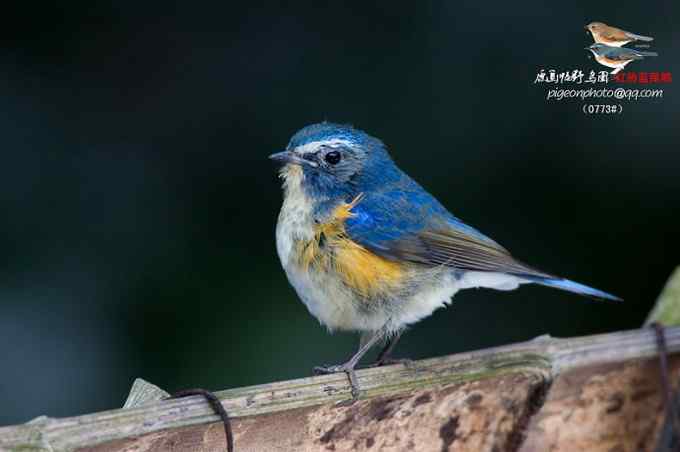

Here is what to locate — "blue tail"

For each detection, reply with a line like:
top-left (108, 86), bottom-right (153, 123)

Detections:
top-left (637, 50), bottom-right (658, 57)
top-left (527, 277), bottom-right (622, 301)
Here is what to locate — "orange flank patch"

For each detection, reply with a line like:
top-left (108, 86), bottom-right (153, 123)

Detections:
top-left (596, 55), bottom-right (629, 67)
top-left (333, 239), bottom-right (405, 297)
top-left (297, 194), bottom-right (405, 297)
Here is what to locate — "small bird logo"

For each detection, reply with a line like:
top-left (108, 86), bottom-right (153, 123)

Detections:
top-left (586, 43), bottom-right (658, 74)
top-left (585, 21), bottom-right (658, 74)
top-left (585, 22), bottom-right (654, 47)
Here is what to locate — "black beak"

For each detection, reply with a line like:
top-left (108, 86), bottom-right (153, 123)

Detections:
top-left (268, 151), bottom-right (317, 167)
top-left (269, 151), bottom-right (292, 163)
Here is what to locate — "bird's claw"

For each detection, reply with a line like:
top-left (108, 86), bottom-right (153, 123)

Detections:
top-left (313, 364), bottom-right (346, 375)
top-left (313, 363), bottom-right (362, 404)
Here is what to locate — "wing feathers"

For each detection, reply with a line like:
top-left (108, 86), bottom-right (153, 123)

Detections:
top-left (344, 189), bottom-right (550, 278)
top-left (624, 31), bottom-right (653, 42)
top-left (418, 229), bottom-right (550, 277)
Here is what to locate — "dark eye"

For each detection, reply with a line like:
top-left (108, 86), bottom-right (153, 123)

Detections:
top-left (324, 150), bottom-right (341, 165)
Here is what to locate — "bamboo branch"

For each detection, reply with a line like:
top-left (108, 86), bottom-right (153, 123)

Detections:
top-left (646, 266), bottom-right (680, 327)
top-left (1, 326), bottom-right (679, 452)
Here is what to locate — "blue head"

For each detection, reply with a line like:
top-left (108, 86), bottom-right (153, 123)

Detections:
top-left (270, 123), bottom-right (402, 202)
top-left (586, 43), bottom-right (610, 56)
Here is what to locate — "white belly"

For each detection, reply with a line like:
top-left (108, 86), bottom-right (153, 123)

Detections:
top-left (276, 212), bottom-right (363, 331)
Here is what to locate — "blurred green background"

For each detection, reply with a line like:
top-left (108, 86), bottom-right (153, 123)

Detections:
top-left (1, 1), bottom-right (679, 425)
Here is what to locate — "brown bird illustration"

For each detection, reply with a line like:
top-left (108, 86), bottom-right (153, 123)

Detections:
top-left (585, 21), bottom-right (654, 47)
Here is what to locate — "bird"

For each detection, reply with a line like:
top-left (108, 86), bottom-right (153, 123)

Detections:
top-left (270, 122), bottom-right (620, 403)
top-left (586, 43), bottom-right (657, 74)
top-left (585, 21), bottom-right (653, 47)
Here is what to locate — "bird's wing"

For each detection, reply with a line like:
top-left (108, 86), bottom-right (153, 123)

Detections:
top-left (600, 27), bottom-right (631, 41)
top-left (344, 188), bottom-right (551, 278)
top-left (622, 29), bottom-right (653, 41)
top-left (606, 48), bottom-right (643, 61)
top-left (598, 27), bottom-right (628, 41)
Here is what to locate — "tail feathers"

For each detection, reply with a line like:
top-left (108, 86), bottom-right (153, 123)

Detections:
top-left (637, 50), bottom-right (658, 57)
top-left (527, 277), bottom-right (622, 302)
top-left (628, 32), bottom-right (654, 42)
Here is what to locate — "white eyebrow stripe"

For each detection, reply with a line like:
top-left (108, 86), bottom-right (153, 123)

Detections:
top-left (295, 139), bottom-right (355, 154)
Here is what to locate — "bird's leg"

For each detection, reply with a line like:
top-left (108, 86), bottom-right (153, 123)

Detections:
top-left (313, 329), bottom-right (384, 404)
top-left (359, 329), bottom-right (412, 368)
top-left (373, 329), bottom-right (412, 367)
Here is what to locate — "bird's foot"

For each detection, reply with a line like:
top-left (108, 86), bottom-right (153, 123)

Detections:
top-left (313, 364), bottom-right (347, 374)
top-left (313, 363), bottom-right (362, 405)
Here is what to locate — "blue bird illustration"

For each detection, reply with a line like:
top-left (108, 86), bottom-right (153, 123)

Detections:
top-left (270, 123), bottom-right (620, 402)
top-left (586, 43), bottom-right (658, 74)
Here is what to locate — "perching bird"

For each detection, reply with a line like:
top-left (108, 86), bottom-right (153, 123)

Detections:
top-left (586, 43), bottom-right (658, 74)
top-left (585, 21), bottom-right (654, 47)
top-left (270, 123), bottom-right (620, 402)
